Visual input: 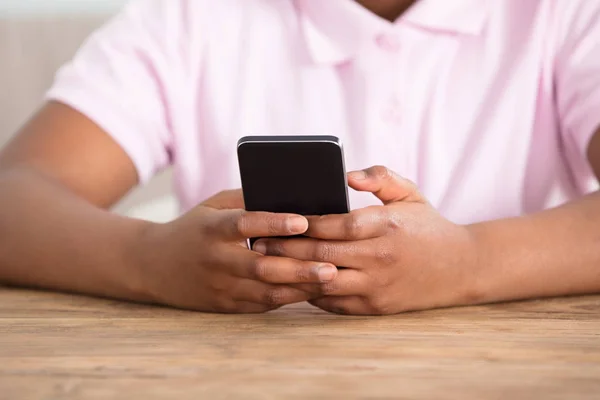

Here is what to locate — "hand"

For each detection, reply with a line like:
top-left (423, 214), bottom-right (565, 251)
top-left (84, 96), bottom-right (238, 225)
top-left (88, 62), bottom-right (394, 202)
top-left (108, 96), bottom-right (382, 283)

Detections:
top-left (137, 190), bottom-right (338, 313)
top-left (253, 167), bottom-right (478, 315)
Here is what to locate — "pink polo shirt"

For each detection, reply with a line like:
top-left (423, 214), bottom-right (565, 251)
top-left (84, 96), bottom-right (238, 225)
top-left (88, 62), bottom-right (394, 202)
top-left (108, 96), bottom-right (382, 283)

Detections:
top-left (47, 0), bottom-right (600, 224)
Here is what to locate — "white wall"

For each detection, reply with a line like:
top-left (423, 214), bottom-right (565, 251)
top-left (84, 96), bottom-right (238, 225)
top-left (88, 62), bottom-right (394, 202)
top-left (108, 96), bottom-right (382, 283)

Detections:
top-left (0, 0), bottom-right (126, 16)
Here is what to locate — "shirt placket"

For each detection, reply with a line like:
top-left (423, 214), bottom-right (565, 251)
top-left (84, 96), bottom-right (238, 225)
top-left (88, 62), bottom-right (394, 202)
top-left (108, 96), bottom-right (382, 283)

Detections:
top-left (361, 31), bottom-right (408, 179)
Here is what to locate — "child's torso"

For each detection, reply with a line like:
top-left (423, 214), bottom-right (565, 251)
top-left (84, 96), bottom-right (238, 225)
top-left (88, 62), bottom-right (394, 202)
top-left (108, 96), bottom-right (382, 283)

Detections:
top-left (167, 0), bottom-right (598, 223)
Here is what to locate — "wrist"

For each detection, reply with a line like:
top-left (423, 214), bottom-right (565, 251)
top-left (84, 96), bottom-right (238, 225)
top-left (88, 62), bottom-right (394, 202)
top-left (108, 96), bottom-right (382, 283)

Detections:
top-left (456, 223), bottom-right (492, 306)
top-left (122, 218), bottom-right (165, 305)
top-left (461, 219), bottom-right (527, 306)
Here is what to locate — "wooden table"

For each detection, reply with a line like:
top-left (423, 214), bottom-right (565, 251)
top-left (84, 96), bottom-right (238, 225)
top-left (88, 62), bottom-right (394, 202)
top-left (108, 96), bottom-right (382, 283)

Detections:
top-left (1, 288), bottom-right (599, 400)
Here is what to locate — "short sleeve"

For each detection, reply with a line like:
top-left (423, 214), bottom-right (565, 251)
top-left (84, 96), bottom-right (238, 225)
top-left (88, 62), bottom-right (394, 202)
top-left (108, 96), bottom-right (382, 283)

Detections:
top-left (46, 0), bottom-right (184, 184)
top-left (555, 2), bottom-right (600, 178)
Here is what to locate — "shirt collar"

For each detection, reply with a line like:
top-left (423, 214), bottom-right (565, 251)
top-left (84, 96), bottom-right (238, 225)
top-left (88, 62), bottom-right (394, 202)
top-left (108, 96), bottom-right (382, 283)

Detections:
top-left (296, 0), bottom-right (489, 65)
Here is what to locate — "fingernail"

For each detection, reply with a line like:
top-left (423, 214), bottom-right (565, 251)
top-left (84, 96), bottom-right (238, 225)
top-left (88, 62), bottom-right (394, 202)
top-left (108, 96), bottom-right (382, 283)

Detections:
top-left (288, 216), bottom-right (308, 234)
top-left (316, 265), bottom-right (337, 282)
top-left (253, 242), bottom-right (267, 255)
top-left (349, 170), bottom-right (367, 180)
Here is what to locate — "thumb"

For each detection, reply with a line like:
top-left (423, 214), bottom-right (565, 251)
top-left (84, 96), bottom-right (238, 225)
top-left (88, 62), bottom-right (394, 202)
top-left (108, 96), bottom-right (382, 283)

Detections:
top-left (347, 166), bottom-right (425, 205)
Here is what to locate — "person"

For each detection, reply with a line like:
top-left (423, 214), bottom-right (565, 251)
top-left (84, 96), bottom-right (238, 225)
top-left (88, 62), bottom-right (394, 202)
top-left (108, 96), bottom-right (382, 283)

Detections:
top-left (1, 0), bottom-right (600, 315)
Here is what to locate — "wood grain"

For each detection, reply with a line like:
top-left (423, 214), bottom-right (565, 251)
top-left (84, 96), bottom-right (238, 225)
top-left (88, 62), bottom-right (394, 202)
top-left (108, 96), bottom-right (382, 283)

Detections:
top-left (0, 288), bottom-right (599, 400)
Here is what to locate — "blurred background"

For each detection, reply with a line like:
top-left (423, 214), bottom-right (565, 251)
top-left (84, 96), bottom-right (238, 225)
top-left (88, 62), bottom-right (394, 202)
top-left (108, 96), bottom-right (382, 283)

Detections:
top-left (0, 0), bottom-right (177, 222)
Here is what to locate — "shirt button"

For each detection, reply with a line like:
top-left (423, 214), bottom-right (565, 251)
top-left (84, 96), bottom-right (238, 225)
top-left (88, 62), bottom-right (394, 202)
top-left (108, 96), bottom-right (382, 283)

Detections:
top-left (375, 33), bottom-right (401, 52)
top-left (382, 107), bottom-right (402, 125)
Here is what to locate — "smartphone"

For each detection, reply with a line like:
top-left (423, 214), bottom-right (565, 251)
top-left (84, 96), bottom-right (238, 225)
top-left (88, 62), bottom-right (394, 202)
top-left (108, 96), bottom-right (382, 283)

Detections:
top-left (237, 135), bottom-right (350, 243)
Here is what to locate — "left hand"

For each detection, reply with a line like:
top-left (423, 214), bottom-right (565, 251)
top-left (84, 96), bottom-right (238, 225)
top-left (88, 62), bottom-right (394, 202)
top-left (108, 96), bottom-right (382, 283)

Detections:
top-left (253, 166), bottom-right (480, 315)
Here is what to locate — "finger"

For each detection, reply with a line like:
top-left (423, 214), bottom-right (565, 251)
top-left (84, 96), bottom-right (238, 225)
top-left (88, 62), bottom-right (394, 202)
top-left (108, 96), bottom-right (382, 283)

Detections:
top-left (305, 206), bottom-right (394, 241)
top-left (347, 166), bottom-right (425, 205)
top-left (309, 296), bottom-right (371, 315)
top-left (228, 248), bottom-right (338, 284)
top-left (317, 268), bottom-right (369, 296)
top-left (254, 238), bottom-right (369, 269)
top-left (291, 268), bottom-right (368, 297)
top-left (202, 189), bottom-right (245, 210)
top-left (216, 209), bottom-right (308, 240)
top-left (232, 279), bottom-right (318, 307)
top-left (252, 257), bottom-right (338, 284)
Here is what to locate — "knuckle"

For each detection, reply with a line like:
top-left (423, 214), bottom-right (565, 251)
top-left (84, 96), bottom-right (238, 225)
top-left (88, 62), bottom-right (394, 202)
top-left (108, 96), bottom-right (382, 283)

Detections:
top-left (235, 211), bottom-right (251, 236)
top-left (313, 241), bottom-right (336, 262)
top-left (399, 178), bottom-right (424, 202)
top-left (385, 213), bottom-right (404, 233)
top-left (365, 297), bottom-right (391, 315)
top-left (345, 214), bottom-right (364, 238)
top-left (252, 257), bottom-right (272, 281)
top-left (263, 288), bottom-right (286, 306)
top-left (267, 216), bottom-right (283, 236)
top-left (371, 165), bottom-right (391, 179)
top-left (373, 272), bottom-right (393, 289)
top-left (295, 264), bottom-right (312, 282)
top-left (198, 213), bottom-right (219, 236)
top-left (373, 244), bottom-right (397, 266)
top-left (320, 282), bottom-right (339, 295)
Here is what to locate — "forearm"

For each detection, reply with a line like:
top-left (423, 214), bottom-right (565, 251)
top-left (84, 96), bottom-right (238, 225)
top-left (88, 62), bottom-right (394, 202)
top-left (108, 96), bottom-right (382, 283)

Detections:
top-left (0, 167), bottom-right (152, 302)
top-left (468, 192), bottom-right (600, 303)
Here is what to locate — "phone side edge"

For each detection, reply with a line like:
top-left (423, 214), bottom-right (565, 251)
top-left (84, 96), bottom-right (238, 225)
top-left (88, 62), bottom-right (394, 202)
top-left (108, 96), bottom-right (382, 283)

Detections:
top-left (336, 140), bottom-right (352, 213)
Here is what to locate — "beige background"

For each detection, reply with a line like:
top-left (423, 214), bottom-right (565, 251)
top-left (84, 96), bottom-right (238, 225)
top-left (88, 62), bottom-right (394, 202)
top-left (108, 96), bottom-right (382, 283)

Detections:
top-left (0, 15), bottom-right (177, 221)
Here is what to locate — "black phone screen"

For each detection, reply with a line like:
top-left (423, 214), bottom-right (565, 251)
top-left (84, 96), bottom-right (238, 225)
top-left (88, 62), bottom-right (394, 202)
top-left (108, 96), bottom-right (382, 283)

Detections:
top-left (237, 138), bottom-right (350, 216)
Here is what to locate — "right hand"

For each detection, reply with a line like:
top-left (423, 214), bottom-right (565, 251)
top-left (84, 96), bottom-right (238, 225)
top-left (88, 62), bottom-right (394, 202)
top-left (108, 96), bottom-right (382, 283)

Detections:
top-left (137, 190), bottom-right (338, 313)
